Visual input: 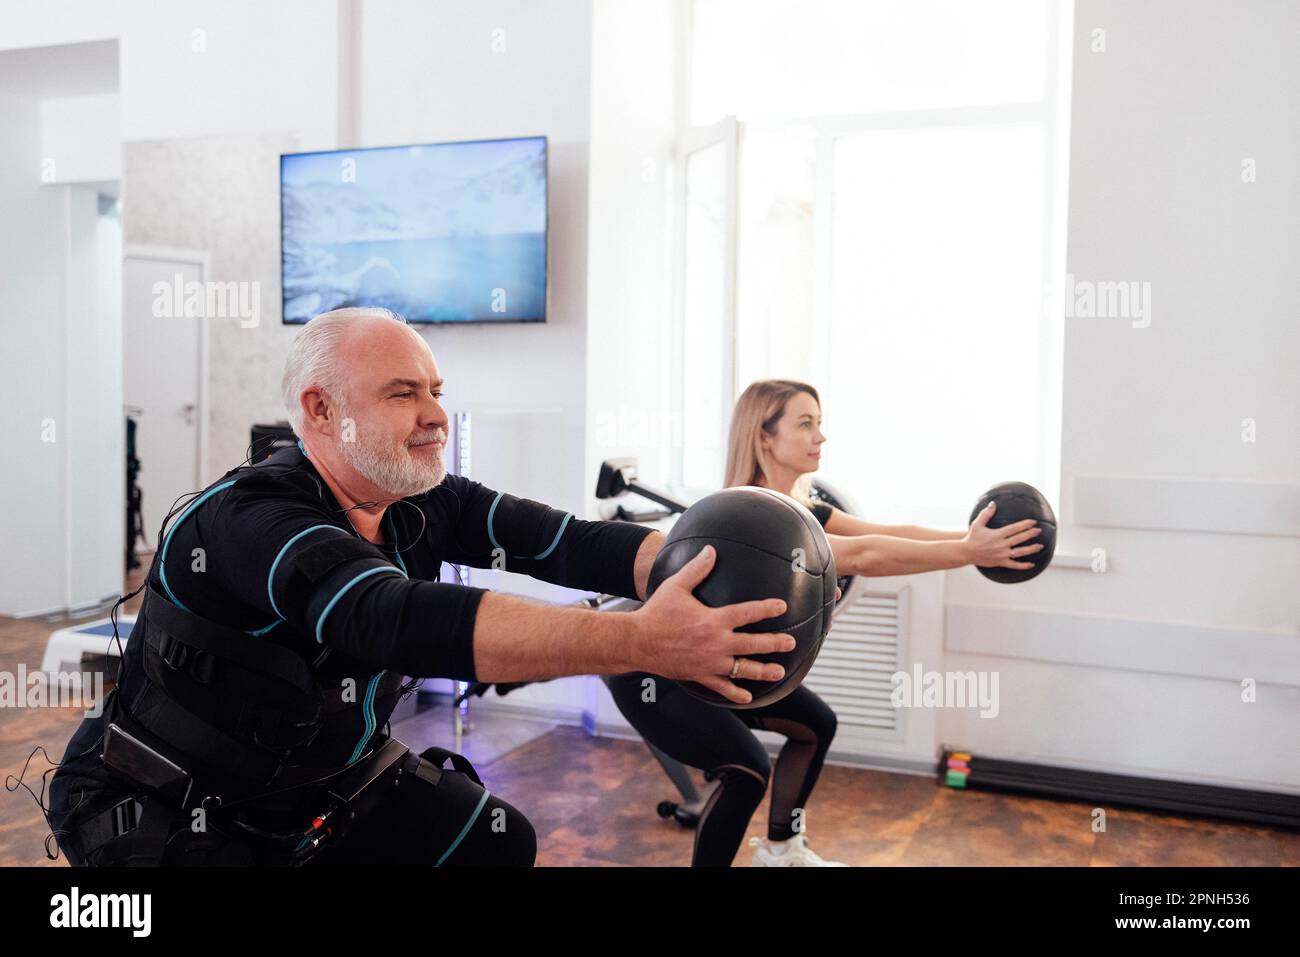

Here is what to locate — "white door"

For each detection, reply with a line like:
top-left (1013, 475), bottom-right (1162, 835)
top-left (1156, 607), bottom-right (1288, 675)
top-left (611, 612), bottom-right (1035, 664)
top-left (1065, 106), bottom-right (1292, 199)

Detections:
top-left (123, 251), bottom-right (207, 553)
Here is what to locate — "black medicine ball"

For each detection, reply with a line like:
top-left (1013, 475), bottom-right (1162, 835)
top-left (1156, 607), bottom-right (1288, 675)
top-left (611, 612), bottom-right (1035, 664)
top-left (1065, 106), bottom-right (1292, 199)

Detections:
top-left (968, 481), bottom-right (1057, 583)
top-left (646, 486), bottom-right (837, 709)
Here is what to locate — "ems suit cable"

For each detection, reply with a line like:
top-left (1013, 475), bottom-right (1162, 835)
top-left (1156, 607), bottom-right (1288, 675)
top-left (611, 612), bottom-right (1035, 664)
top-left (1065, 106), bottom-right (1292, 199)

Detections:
top-left (386, 510), bottom-right (408, 575)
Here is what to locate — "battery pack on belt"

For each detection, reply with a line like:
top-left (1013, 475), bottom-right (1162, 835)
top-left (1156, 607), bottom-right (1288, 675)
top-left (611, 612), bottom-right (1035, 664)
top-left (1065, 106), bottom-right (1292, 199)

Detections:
top-left (289, 737), bottom-right (411, 864)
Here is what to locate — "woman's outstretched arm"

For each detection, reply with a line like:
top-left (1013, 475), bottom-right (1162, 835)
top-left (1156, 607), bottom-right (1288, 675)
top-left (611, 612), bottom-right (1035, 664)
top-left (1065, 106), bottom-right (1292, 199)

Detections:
top-left (826, 503), bottom-right (1043, 577)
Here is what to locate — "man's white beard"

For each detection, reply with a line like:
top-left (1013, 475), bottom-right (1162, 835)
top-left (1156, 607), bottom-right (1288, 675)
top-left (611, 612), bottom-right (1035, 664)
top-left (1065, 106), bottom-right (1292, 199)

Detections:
top-left (337, 411), bottom-right (447, 499)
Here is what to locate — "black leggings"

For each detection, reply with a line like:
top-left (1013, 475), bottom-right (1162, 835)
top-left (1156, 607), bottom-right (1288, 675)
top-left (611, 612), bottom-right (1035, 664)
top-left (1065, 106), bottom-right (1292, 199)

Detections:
top-left (304, 749), bottom-right (536, 867)
top-left (607, 673), bottom-right (837, 867)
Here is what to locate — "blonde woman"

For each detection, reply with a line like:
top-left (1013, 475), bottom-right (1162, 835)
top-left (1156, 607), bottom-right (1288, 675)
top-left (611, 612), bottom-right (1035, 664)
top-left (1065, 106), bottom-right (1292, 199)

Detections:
top-left (607, 380), bottom-right (1042, 867)
top-left (725, 380), bottom-right (1042, 576)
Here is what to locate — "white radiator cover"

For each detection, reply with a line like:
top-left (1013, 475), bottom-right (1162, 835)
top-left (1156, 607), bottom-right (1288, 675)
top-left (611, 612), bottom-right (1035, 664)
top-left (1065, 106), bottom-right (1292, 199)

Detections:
top-left (804, 587), bottom-right (909, 737)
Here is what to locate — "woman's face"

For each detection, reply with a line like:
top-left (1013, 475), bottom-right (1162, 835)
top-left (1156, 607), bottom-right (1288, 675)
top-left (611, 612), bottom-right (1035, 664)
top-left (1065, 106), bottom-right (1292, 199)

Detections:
top-left (761, 391), bottom-right (826, 479)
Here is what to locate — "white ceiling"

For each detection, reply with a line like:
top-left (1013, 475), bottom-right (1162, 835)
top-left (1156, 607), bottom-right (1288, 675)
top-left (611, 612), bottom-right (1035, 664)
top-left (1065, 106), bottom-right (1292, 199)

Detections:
top-left (0, 39), bottom-right (118, 99)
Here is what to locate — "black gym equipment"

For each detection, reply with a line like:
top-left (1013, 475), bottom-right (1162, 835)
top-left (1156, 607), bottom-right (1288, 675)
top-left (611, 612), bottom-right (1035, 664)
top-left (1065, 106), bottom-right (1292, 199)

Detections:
top-left (645, 486), bottom-right (837, 709)
top-left (939, 748), bottom-right (1300, 831)
top-left (125, 412), bottom-right (145, 571)
top-left (250, 421), bottom-right (298, 464)
top-left (968, 481), bottom-right (1057, 583)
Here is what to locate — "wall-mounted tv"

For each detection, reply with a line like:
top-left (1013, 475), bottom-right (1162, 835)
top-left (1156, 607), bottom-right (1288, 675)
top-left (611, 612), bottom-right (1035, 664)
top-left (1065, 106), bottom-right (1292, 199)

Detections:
top-left (280, 135), bottom-right (547, 324)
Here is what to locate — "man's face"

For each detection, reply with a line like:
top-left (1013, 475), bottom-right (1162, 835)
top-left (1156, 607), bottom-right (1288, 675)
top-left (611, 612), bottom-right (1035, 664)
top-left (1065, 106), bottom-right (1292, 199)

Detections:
top-left (333, 323), bottom-right (450, 499)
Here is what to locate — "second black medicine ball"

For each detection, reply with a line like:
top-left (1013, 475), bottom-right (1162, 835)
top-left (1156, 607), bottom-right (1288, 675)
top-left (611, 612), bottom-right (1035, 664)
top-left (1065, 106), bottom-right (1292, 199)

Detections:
top-left (646, 486), bottom-right (837, 709)
top-left (968, 481), bottom-right (1057, 583)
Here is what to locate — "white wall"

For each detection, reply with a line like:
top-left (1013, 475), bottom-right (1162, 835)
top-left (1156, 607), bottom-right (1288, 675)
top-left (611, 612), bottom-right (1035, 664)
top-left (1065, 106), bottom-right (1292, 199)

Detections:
top-left (0, 1), bottom-right (119, 50)
top-left (40, 93), bottom-right (121, 182)
top-left (0, 0), bottom-right (341, 148)
top-left (65, 189), bottom-right (125, 611)
top-left (0, 91), bottom-right (69, 615)
top-left (939, 0), bottom-right (1300, 793)
top-left (0, 87), bottom-right (122, 615)
top-left (117, 0), bottom-right (339, 148)
top-left (0, 22), bottom-right (126, 616)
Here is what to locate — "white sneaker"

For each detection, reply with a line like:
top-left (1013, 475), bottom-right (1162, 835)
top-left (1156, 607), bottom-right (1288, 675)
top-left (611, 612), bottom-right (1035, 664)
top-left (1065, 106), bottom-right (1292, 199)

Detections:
top-left (748, 834), bottom-right (848, 867)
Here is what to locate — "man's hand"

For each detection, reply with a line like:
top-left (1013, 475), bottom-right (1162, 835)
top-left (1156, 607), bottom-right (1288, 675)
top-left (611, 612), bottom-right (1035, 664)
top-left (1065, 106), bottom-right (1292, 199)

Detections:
top-left (629, 545), bottom-right (794, 705)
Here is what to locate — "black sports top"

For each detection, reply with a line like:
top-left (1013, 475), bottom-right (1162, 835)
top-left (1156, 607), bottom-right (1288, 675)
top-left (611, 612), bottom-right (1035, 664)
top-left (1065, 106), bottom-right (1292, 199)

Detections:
top-left (148, 443), bottom-right (654, 683)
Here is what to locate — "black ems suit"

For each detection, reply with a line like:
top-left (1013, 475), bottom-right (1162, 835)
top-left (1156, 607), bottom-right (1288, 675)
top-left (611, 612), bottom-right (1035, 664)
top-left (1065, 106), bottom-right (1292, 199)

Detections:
top-left (48, 444), bottom-right (651, 866)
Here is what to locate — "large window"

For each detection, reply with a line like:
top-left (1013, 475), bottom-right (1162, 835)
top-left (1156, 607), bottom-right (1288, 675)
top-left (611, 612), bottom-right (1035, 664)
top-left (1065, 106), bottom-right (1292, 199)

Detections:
top-left (676, 0), bottom-right (1072, 524)
top-left (680, 137), bottom-right (731, 490)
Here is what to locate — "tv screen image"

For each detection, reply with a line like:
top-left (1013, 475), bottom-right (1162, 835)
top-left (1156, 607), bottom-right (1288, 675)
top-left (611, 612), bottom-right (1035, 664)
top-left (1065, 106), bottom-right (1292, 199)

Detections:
top-left (281, 136), bottom-right (547, 324)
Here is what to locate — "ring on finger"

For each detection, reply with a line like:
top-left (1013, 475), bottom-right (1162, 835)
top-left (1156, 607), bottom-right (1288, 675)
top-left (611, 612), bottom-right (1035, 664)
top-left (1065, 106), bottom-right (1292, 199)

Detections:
top-left (730, 657), bottom-right (741, 679)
